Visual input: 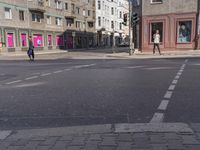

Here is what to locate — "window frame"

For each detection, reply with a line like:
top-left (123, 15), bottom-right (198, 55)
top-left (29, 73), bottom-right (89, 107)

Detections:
top-left (149, 21), bottom-right (164, 44)
top-left (19, 10), bottom-right (25, 21)
top-left (5, 7), bottom-right (12, 19)
top-left (150, 0), bottom-right (163, 4)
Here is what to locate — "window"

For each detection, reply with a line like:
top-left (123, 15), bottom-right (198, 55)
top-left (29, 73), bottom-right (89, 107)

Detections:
top-left (71, 3), bottom-right (75, 13)
top-left (56, 1), bottom-right (62, 9)
top-left (133, 0), bottom-right (140, 6)
top-left (65, 3), bottom-right (68, 10)
top-left (76, 21), bottom-right (81, 28)
top-left (83, 9), bottom-right (86, 16)
top-left (56, 17), bottom-right (62, 26)
top-left (150, 0), bottom-right (162, 4)
top-left (19, 10), bottom-right (25, 21)
top-left (33, 34), bottom-right (43, 47)
top-left (177, 21), bottom-right (192, 43)
top-left (47, 16), bottom-right (51, 24)
top-left (21, 33), bottom-right (27, 47)
top-left (66, 18), bottom-right (73, 27)
top-left (111, 21), bottom-right (114, 29)
top-left (88, 10), bottom-right (90, 16)
top-left (111, 7), bottom-right (114, 15)
top-left (88, 22), bottom-right (94, 28)
top-left (119, 23), bottom-right (122, 30)
top-left (48, 35), bottom-right (52, 46)
top-left (5, 7), bottom-right (12, 19)
top-left (98, 0), bottom-right (101, 9)
top-left (76, 7), bottom-right (80, 14)
top-left (56, 35), bottom-right (64, 46)
top-left (7, 33), bottom-right (14, 47)
top-left (151, 22), bottom-right (163, 43)
top-left (46, 0), bottom-right (50, 6)
top-left (119, 11), bottom-right (122, 18)
top-left (32, 13), bottom-right (41, 22)
top-left (98, 16), bottom-right (101, 26)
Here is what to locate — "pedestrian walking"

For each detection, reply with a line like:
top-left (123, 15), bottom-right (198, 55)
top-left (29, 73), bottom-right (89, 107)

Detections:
top-left (153, 30), bottom-right (161, 55)
top-left (27, 36), bottom-right (35, 61)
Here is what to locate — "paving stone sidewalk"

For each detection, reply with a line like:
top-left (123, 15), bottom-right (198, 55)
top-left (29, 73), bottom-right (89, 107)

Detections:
top-left (1, 123), bottom-right (200, 150)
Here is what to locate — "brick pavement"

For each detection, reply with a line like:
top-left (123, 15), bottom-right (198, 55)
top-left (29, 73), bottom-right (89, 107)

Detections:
top-left (1, 123), bottom-right (200, 150)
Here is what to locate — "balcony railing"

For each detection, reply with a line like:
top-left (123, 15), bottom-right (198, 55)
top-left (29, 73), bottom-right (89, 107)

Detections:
top-left (28, 0), bottom-right (46, 12)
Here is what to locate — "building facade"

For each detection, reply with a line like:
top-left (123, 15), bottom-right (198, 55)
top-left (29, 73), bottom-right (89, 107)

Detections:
top-left (95, 0), bottom-right (129, 47)
top-left (0, 0), bottom-right (96, 52)
top-left (134, 0), bottom-right (200, 51)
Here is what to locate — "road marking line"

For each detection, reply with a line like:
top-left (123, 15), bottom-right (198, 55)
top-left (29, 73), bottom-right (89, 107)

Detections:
top-left (168, 84), bottom-right (176, 91)
top-left (53, 70), bottom-right (63, 74)
top-left (172, 80), bottom-right (178, 84)
top-left (73, 64), bottom-right (96, 69)
top-left (150, 113), bottom-right (164, 123)
top-left (164, 91), bottom-right (173, 99)
top-left (179, 69), bottom-right (184, 72)
top-left (64, 68), bottom-right (72, 71)
top-left (25, 76), bottom-right (38, 80)
top-left (177, 72), bottom-right (182, 75)
top-left (175, 75), bottom-right (180, 79)
top-left (40, 73), bottom-right (52, 76)
top-left (158, 100), bottom-right (169, 110)
top-left (126, 66), bottom-right (144, 69)
top-left (185, 59), bottom-right (188, 63)
top-left (6, 80), bottom-right (22, 85)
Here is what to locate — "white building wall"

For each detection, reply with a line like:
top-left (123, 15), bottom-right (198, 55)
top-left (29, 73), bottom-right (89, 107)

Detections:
top-left (95, 0), bottom-right (129, 46)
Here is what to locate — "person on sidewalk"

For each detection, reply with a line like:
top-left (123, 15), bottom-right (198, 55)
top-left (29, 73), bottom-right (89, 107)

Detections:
top-left (153, 30), bottom-right (161, 55)
top-left (27, 36), bottom-right (35, 61)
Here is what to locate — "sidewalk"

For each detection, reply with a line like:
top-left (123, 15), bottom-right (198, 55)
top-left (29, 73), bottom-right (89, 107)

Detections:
top-left (1, 48), bottom-right (200, 60)
top-left (1, 123), bottom-right (200, 150)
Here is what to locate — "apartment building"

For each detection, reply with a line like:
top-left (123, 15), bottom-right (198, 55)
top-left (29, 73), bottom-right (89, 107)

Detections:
top-left (95, 0), bottom-right (129, 47)
top-left (0, 0), bottom-right (96, 52)
top-left (134, 0), bottom-right (199, 51)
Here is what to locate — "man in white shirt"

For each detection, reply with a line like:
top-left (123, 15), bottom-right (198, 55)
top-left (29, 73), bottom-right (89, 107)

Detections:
top-left (153, 30), bottom-right (161, 55)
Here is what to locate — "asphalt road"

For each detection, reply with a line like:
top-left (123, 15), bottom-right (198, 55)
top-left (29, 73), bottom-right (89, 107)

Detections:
top-left (0, 57), bottom-right (199, 130)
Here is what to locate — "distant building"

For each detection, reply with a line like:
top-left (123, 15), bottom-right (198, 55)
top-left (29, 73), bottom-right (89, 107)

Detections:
top-left (0, 0), bottom-right (96, 52)
top-left (95, 0), bottom-right (129, 47)
top-left (133, 0), bottom-right (200, 51)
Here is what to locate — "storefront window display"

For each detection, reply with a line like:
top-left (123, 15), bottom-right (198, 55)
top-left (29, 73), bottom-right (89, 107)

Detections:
top-left (151, 22), bottom-right (163, 43)
top-left (21, 33), bottom-right (27, 47)
top-left (177, 21), bottom-right (192, 43)
top-left (7, 33), bottom-right (14, 47)
top-left (48, 35), bottom-right (52, 46)
top-left (33, 34), bottom-right (43, 47)
top-left (56, 35), bottom-right (64, 46)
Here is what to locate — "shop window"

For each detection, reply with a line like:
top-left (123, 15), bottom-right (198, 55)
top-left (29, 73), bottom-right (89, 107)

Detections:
top-left (150, 22), bottom-right (163, 43)
top-left (33, 34), bottom-right (43, 47)
top-left (21, 33), bottom-right (27, 47)
top-left (48, 35), bottom-right (52, 46)
top-left (7, 33), bottom-right (14, 47)
top-left (56, 35), bottom-right (64, 46)
top-left (177, 21), bottom-right (192, 43)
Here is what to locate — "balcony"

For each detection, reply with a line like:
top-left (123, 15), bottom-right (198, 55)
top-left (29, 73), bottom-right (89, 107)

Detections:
top-left (28, 0), bottom-right (46, 13)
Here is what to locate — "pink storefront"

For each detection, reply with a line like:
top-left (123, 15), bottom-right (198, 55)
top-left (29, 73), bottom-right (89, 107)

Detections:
top-left (56, 35), bottom-right (64, 46)
top-left (7, 33), bottom-right (14, 47)
top-left (33, 34), bottom-right (43, 47)
top-left (21, 33), bottom-right (27, 47)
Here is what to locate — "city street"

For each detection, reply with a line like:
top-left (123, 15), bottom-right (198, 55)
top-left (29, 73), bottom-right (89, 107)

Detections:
top-left (0, 56), bottom-right (199, 130)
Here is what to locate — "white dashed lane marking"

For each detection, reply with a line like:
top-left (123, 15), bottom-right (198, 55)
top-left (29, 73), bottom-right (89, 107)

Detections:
top-left (53, 70), bottom-right (63, 74)
top-left (40, 73), bottom-right (52, 76)
top-left (150, 59), bottom-right (188, 123)
top-left (158, 100), bottom-right (169, 111)
top-left (172, 80), bottom-right (178, 84)
top-left (164, 91), bottom-right (173, 99)
top-left (168, 84), bottom-right (176, 91)
top-left (6, 80), bottom-right (22, 85)
top-left (25, 76), bottom-right (38, 80)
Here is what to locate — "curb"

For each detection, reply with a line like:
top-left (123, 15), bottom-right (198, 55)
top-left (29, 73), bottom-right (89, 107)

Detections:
top-left (3, 123), bottom-right (195, 140)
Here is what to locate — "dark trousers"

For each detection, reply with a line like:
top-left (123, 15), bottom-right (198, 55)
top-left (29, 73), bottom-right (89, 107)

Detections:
top-left (27, 49), bottom-right (34, 60)
top-left (153, 43), bottom-right (161, 54)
